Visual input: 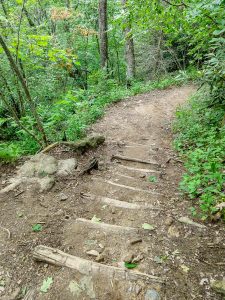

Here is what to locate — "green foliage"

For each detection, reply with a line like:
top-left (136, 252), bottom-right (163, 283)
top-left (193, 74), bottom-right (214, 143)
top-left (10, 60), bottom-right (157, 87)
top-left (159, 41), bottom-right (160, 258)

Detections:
top-left (0, 72), bottom-right (189, 162)
top-left (124, 262), bottom-right (138, 269)
top-left (32, 224), bottom-right (43, 232)
top-left (148, 176), bottom-right (157, 183)
top-left (40, 277), bottom-right (53, 293)
top-left (174, 89), bottom-right (225, 220)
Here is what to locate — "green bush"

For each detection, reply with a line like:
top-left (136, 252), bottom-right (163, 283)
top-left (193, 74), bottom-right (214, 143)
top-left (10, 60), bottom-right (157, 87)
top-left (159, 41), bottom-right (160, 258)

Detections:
top-left (174, 89), bottom-right (225, 220)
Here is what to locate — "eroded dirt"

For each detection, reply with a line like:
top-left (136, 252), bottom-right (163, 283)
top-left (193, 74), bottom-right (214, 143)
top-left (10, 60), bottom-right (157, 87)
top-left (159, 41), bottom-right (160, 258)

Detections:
top-left (0, 85), bottom-right (224, 300)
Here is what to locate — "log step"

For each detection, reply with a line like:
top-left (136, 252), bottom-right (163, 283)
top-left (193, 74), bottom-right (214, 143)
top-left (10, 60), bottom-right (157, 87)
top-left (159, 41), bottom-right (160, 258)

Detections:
top-left (93, 178), bottom-right (163, 196)
top-left (76, 218), bottom-right (139, 233)
top-left (117, 164), bottom-right (161, 174)
top-left (112, 154), bottom-right (160, 167)
top-left (33, 245), bottom-right (164, 283)
top-left (98, 196), bottom-right (161, 210)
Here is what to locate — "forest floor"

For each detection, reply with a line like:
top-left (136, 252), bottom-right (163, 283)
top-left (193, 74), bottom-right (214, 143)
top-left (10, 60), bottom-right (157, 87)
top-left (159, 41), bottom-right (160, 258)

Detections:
top-left (0, 85), bottom-right (224, 300)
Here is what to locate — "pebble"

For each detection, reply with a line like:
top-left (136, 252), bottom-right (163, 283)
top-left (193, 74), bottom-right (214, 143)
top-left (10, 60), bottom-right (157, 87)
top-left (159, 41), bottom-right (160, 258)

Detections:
top-left (132, 254), bottom-right (144, 263)
top-left (86, 250), bottom-right (99, 257)
top-left (95, 254), bottom-right (105, 262)
top-left (145, 289), bottom-right (161, 300)
top-left (168, 225), bottom-right (180, 238)
top-left (165, 217), bottom-right (173, 226)
top-left (59, 193), bottom-right (68, 201)
top-left (123, 253), bottom-right (134, 263)
top-left (129, 237), bottom-right (142, 245)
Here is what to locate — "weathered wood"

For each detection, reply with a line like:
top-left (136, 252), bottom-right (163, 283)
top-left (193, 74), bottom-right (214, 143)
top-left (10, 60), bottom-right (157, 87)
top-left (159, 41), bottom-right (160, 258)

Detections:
top-left (112, 155), bottom-right (160, 167)
top-left (41, 135), bottom-right (105, 154)
top-left (76, 218), bottom-right (138, 233)
top-left (99, 196), bottom-right (161, 210)
top-left (118, 164), bottom-right (161, 174)
top-left (93, 178), bottom-right (163, 196)
top-left (23, 288), bottom-right (36, 300)
top-left (33, 245), bottom-right (164, 283)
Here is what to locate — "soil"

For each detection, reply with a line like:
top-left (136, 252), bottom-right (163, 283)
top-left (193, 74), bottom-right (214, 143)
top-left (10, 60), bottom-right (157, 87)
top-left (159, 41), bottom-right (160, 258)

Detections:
top-left (0, 85), bottom-right (224, 300)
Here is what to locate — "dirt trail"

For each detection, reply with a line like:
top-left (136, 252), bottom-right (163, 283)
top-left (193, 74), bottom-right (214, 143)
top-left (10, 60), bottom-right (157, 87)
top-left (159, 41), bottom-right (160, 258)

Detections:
top-left (0, 86), bottom-right (224, 300)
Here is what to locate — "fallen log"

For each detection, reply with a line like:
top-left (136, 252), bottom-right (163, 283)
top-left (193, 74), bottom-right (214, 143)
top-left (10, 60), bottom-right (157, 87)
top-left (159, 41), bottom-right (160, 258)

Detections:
top-left (33, 245), bottom-right (164, 283)
top-left (41, 135), bottom-right (105, 154)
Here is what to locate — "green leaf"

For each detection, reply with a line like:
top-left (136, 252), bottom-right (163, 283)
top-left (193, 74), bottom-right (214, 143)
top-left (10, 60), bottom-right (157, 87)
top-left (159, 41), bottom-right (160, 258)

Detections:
top-left (32, 224), bottom-right (43, 232)
top-left (148, 176), bottom-right (157, 183)
top-left (142, 223), bottom-right (155, 230)
top-left (91, 215), bottom-right (101, 223)
top-left (124, 262), bottom-right (137, 269)
top-left (40, 277), bottom-right (53, 293)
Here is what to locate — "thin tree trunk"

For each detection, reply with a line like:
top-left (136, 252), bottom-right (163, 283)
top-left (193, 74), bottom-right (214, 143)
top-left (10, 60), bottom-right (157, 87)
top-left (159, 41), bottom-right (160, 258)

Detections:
top-left (0, 0), bottom-right (8, 17)
top-left (0, 34), bottom-right (48, 147)
top-left (121, 0), bottom-right (135, 86)
top-left (0, 92), bottom-right (42, 146)
top-left (98, 0), bottom-right (108, 70)
top-left (24, 7), bottom-right (35, 27)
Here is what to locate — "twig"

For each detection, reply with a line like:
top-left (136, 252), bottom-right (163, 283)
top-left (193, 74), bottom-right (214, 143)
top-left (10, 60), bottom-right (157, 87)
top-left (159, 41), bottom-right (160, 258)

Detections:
top-left (0, 225), bottom-right (11, 239)
top-left (14, 190), bottom-right (25, 197)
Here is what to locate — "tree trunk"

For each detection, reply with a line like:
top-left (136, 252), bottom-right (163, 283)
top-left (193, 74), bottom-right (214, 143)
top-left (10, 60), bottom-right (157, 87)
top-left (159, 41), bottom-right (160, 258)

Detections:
top-left (98, 0), bottom-right (108, 70)
top-left (121, 0), bottom-right (135, 86)
top-left (0, 34), bottom-right (48, 147)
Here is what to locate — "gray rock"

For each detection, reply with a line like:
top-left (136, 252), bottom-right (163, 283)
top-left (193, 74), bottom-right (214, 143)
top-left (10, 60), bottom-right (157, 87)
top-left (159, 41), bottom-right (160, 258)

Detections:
top-left (38, 176), bottom-right (55, 192)
top-left (57, 158), bottom-right (78, 177)
top-left (19, 153), bottom-right (57, 177)
top-left (211, 279), bottom-right (225, 295)
top-left (59, 193), bottom-right (68, 201)
top-left (145, 289), bottom-right (161, 300)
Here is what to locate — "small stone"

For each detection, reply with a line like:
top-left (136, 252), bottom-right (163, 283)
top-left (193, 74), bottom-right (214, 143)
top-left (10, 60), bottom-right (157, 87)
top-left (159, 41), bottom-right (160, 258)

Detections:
top-left (59, 193), bottom-right (68, 201)
top-left (168, 225), bottom-right (180, 238)
top-left (145, 289), bottom-right (161, 300)
top-left (99, 243), bottom-right (105, 249)
top-left (165, 217), bottom-right (173, 226)
top-left (211, 279), bottom-right (225, 295)
top-left (86, 250), bottom-right (99, 257)
top-left (111, 207), bottom-right (116, 214)
top-left (132, 254), bottom-right (144, 263)
top-left (95, 254), bottom-right (105, 262)
top-left (129, 237), bottom-right (143, 245)
top-left (136, 285), bottom-right (142, 295)
top-left (123, 253), bottom-right (134, 263)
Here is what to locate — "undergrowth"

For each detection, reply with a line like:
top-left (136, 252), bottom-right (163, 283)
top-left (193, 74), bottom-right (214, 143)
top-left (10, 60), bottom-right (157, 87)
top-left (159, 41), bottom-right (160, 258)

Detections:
top-left (173, 88), bottom-right (225, 221)
top-left (0, 68), bottom-right (198, 162)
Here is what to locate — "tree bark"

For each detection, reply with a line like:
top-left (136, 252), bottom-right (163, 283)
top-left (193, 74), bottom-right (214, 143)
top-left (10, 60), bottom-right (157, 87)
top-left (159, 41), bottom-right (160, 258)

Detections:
top-left (121, 0), bottom-right (135, 86)
top-left (98, 0), bottom-right (108, 70)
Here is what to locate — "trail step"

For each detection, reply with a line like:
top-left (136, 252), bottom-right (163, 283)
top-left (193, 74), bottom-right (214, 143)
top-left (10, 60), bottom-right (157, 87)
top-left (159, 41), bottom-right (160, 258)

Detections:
top-left (76, 218), bottom-right (139, 233)
top-left (112, 155), bottom-right (160, 167)
top-left (34, 245), bottom-right (164, 283)
top-left (117, 164), bottom-right (161, 174)
top-left (98, 196), bottom-right (161, 210)
top-left (93, 178), bottom-right (163, 196)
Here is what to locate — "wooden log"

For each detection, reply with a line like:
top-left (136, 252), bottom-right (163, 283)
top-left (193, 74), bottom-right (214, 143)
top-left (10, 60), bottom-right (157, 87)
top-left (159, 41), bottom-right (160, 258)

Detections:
top-left (112, 155), bottom-right (160, 167)
top-left (33, 245), bottom-right (164, 283)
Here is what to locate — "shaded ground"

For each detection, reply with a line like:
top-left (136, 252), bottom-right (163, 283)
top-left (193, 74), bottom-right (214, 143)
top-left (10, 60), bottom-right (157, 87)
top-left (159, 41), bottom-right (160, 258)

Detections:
top-left (0, 85), bottom-right (224, 300)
